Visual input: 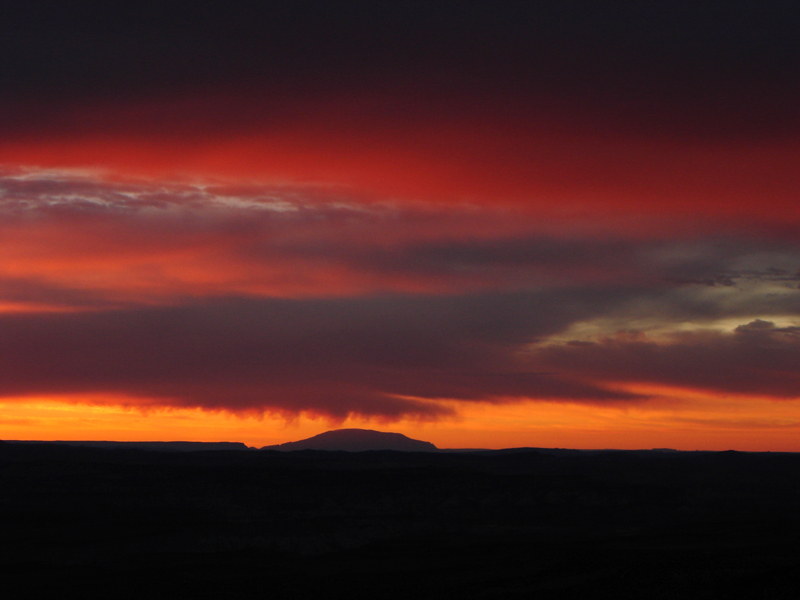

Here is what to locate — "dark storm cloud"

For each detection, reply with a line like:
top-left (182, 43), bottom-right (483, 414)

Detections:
top-left (311, 236), bottom-right (800, 288)
top-left (0, 293), bottom-right (642, 417)
top-left (534, 320), bottom-right (800, 399)
top-left (1, 290), bottom-right (798, 417)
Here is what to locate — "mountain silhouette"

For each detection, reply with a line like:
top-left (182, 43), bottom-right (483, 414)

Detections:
top-left (261, 429), bottom-right (438, 452)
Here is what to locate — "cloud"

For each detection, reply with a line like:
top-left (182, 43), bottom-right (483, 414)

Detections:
top-left (2, 7), bottom-right (800, 224)
top-left (2, 170), bottom-right (800, 308)
top-left (0, 293), bottom-right (645, 418)
top-left (0, 170), bottom-right (799, 417)
top-left (0, 294), bottom-right (797, 419)
top-left (534, 320), bottom-right (800, 399)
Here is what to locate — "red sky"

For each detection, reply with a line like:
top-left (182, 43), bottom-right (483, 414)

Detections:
top-left (1, 2), bottom-right (799, 449)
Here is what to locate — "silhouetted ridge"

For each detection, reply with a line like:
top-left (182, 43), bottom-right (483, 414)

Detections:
top-left (262, 429), bottom-right (437, 452)
top-left (5, 441), bottom-right (250, 452)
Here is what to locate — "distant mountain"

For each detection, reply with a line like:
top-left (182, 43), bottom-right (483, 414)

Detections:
top-left (262, 429), bottom-right (438, 452)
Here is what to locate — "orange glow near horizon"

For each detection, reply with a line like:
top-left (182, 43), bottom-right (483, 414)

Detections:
top-left (2, 389), bottom-right (799, 452)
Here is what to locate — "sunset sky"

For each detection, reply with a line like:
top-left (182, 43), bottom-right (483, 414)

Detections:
top-left (1, 2), bottom-right (799, 449)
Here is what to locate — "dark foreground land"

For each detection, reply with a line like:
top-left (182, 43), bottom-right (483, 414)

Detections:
top-left (2, 443), bottom-right (799, 599)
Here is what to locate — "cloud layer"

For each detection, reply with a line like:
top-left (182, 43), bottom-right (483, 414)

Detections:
top-left (3, 5), bottom-right (800, 214)
top-left (0, 170), bottom-right (798, 418)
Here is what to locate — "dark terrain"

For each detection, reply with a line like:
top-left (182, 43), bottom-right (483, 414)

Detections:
top-left (261, 428), bottom-right (437, 452)
top-left (1, 440), bottom-right (799, 598)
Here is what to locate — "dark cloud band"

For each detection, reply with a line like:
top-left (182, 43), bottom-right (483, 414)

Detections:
top-left (0, 170), bottom-right (798, 417)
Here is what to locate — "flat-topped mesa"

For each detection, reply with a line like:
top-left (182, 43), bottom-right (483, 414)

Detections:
top-left (261, 428), bottom-right (438, 452)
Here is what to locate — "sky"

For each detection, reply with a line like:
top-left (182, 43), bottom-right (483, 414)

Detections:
top-left (1, 1), bottom-right (800, 450)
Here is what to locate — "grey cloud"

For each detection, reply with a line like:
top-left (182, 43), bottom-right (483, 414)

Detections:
top-left (534, 319), bottom-right (800, 399)
top-left (0, 292), bottom-right (643, 417)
